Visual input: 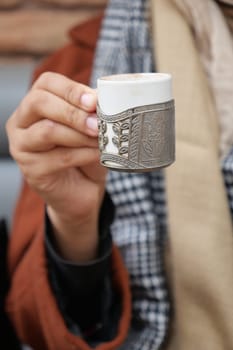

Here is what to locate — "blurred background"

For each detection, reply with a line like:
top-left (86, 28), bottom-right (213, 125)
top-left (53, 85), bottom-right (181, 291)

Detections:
top-left (0, 0), bottom-right (106, 228)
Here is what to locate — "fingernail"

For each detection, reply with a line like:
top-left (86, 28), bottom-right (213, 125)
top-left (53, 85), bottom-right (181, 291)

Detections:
top-left (86, 116), bottom-right (98, 133)
top-left (81, 93), bottom-right (96, 108)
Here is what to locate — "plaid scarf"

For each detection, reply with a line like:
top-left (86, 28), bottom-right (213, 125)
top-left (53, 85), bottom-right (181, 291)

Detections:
top-left (91, 0), bottom-right (233, 349)
top-left (91, 1), bottom-right (170, 349)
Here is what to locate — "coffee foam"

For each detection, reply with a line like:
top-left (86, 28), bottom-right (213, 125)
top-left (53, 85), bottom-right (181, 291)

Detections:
top-left (100, 73), bottom-right (170, 83)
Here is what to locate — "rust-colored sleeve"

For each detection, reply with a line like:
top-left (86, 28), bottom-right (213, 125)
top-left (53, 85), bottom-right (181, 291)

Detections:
top-left (6, 15), bottom-right (131, 350)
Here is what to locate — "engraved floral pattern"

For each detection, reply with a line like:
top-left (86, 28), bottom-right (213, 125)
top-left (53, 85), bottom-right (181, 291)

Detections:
top-left (112, 121), bottom-right (130, 156)
top-left (98, 100), bottom-right (175, 171)
top-left (98, 120), bottom-right (108, 151)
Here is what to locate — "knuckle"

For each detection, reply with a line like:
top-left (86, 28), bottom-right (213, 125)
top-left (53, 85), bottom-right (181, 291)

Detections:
top-left (7, 134), bottom-right (19, 160)
top-left (9, 143), bottom-right (24, 166)
top-left (26, 89), bottom-right (49, 117)
top-left (38, 120), bottom-right (54, 143)
top-left (31, 89), bottom-right (48, 108)
top-left (65, 84), bottom-right (77, 104)
top-left (21, 91), bottom-right (38, 115)
top-left (36, 71), bottom-right (53, 88)
top-left (65, 103), bottom-right (77, 127)
top-left (59, 148), bottom-right (73, 166)
top-left (21, 158), bottom-right (41, 182)
top-left (6, 108), bottom-right (21, 133)
top-left (39, 127), bottom-right (51, 144)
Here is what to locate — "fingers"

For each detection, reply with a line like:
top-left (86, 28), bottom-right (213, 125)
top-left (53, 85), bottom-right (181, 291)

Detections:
top-left (32, 72), bottom-right (97, 112)
top-left (13, 89), bottom-right (98, 137)
top-left (8, 72), bottom-right (98, 139)
top-left (17, 146), bottom-right (100, 180)
top-left (5, 72), bottom-right (102, 188)
top-left (14, 119), bottom-right (98, 152)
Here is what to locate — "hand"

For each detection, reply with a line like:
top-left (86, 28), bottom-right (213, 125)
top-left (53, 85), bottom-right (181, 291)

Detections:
top-left (6, 72), bottom-right (107, 262)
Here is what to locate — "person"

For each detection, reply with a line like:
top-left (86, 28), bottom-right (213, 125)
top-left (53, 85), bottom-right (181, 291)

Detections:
top-left (5, 0), bottom-right (233, 349)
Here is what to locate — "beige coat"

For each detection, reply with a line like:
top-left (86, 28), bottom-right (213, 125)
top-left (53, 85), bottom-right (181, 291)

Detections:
top-left (151, 0), bottom-right (233, 349)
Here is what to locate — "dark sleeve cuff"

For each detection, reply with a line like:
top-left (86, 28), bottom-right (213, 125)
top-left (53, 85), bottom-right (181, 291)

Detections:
top-left (45, 192), bottom-right (116, 336)
top-left (45, 191), bottom-right (114, 294)
top-left (46, 217), bottom-right (112, 296)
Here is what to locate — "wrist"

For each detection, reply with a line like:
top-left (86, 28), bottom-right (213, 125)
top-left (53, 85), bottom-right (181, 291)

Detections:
top-left (47, 206), bottom-right (99, 263)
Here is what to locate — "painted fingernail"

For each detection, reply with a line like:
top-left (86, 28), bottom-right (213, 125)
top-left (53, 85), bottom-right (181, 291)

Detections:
top-left (86, 116), bottom-right (98, 133)
top-left (81, 93), bottom-right (96, 108)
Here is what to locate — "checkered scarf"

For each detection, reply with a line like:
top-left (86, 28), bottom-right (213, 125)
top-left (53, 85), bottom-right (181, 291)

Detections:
top-left (91, 1), bottom-right (170, 348)
top-left (91, 0), bottom-right (233, 349)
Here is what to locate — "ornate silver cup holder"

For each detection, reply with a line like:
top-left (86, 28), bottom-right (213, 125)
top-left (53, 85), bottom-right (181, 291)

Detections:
top-left (97, 100), bottom-right (175, 172)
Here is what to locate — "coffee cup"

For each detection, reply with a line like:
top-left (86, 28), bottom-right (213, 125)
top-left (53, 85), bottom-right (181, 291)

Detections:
top-left (97, 73), bottom-right (175, 172)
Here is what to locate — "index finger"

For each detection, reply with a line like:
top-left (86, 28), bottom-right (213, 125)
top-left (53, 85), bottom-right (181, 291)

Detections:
top-left (33, 72), bottom-right (97, 113)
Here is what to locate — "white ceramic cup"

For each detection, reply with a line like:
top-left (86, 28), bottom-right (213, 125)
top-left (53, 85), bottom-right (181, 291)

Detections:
top-left (97, 73), bottom-right (175, 172)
